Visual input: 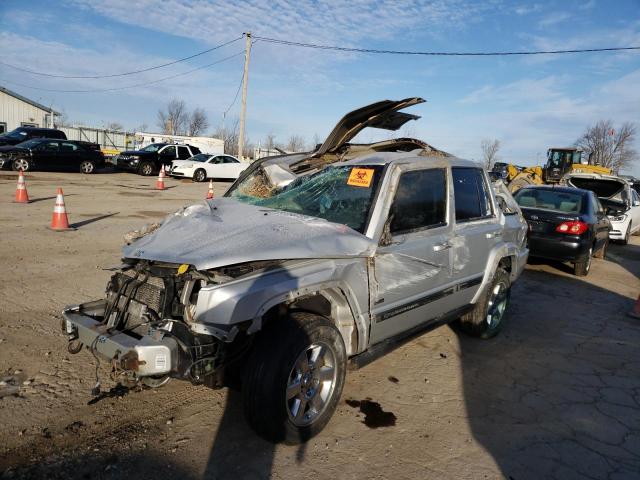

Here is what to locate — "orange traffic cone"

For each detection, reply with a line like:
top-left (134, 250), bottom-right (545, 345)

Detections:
top-left (156, 168), bottom-right (166, 190)
top-left (14, 170), bottom-right (30, 203)
top-left (206, 180), bottom-right (214, 199)
top-left (48, 188), bottom-right (75, 231)
top-left (629, 294), bottom-right (640, 319)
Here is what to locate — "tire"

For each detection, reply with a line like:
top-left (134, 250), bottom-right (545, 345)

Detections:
top-left (574, 246), bottom-right (592, 276)
top-left (79, 160), bottom-right (96, 174)
top-left (138, 161), bottom-right (155, 176)
top-left (12, 157), bottom-right (31, 172)
top-left (193, 168), bottom-right (207, 182)
top-left (593, 239), bottom-right (608, 259)
top-left (458, 268), bottom-right (511, 339)
top-left (620, 222), bottom-right (631, 245)
top-left (242, 311), bottom-right (347, 444)
top-left (141, 375), bottom-right (170, 388)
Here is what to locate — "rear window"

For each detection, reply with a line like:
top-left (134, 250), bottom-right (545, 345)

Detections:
top-left (514, 189), bottom-right (584, 213)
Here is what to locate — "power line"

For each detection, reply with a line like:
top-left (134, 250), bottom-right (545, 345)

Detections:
top-left (0, 36), bottom-right (243, 79)
top-left (224, 70), bottom-right (244, 116)
top-left (253, 35), bottom-right (640, 56)
top-left (0, 51), bottom-right (245, 93)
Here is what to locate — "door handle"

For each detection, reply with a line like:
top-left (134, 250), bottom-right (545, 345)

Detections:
top-left (433, 242), bottom-right (452, 252)
top-left (486, 231), bottom-right (502, 239)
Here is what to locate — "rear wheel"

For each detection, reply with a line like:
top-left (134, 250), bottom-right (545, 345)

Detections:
top-left (242, 311), bottom-right (346, 444)
top-left (79, 160), bottom-right (96, 174)
top-left (12, 158), bottom-right (31, 172)
top-left (574, 247), bottom-right (592, 276)
top-left (193, 168), bottom-right (207, 182)
top-left (138, 161), bottom-right (155, 176)
top-left (458, 268), bottom-right (511, 339)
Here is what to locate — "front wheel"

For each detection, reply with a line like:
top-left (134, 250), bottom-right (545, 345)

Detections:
top-left (458, 268), bottom-right (511, 339)
top-left (621, 222), bottom-right (631, 245)
top-left (242, 311), bottom-right (346, 444)
top-left (193, 168), bottom-right (207, 182)
top-left (12, 158), bottom-right (31, 172)
top-left (138, 161), bottom-right (155, 176)
top-left (79, 160), bottom-right (96, 174)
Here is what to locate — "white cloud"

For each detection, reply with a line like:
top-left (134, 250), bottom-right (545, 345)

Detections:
top-left (537, 12), bottom-right (572, 28)
top-left (514, 4), bottom-right (543, 15)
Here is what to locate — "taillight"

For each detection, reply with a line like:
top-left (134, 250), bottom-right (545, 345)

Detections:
top-left (555, 221), bottom-right (588, 235)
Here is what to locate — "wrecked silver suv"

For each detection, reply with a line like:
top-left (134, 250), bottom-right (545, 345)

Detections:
top-left (62, 98), bottom-right (528, 443)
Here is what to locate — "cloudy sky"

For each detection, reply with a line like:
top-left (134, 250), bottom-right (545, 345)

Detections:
top-left (1, 0), bottom-right (638, 173)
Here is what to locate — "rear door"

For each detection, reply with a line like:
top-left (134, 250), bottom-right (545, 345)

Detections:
top-left (450, 167), bottom-right (499, 304)
top-left (370, 167), bottom-right (453, 344)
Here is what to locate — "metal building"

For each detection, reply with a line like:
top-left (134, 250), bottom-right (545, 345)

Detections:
top-left (0, 86), bottom-right (59, 134)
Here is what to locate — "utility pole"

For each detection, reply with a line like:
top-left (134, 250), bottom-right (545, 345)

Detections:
top-left (237, 32), bottom-right (252, 160)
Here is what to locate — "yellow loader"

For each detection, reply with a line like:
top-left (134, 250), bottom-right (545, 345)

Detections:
top-left (494, 147), bottom-right (611, 192)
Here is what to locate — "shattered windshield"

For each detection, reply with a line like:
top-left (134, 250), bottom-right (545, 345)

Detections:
top-left (230, 165), bottom-right (384, 233)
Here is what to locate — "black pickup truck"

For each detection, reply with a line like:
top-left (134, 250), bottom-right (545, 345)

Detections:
top-left (116, 143), bottom-right (201, 175)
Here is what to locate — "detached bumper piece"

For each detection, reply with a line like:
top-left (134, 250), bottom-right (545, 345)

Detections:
top-left (62, 301), bottom-right (177, 378)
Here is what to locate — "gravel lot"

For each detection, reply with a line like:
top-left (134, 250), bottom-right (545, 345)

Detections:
top-left (1, 170), bottom-right (639, 480)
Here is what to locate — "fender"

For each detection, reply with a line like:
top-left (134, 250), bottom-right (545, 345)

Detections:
top-left (191, 258), bottom-right (370, 354)
top-left (471, 241), bottom-right (528, 304)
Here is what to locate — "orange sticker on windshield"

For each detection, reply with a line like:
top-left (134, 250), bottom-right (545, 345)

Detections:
top-left (347, 168), bottom-right (374, 187)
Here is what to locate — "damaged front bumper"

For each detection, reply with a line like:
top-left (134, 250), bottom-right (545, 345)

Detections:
top-left (62, 300), bottom-right (178, 378)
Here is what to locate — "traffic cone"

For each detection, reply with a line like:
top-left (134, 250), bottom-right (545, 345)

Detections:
top-left (14, 170), bottom-right (29, 203)
top-left (629, 294), bottom-right (640, 319)
top-left (206, 180), bottom-right (214, 199)
top-left (48, 188), bottom-right (75, 231)
top-left (156, 168), bottom-right (166, 190)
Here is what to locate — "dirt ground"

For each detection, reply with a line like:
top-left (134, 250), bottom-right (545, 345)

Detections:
top-left (0, 170), bottom-right (639, 480)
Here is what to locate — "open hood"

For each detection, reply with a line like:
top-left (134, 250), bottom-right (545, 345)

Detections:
top-left (313, 97), bottom-right (425, 157)
top-left (564, 174), bottom-right (626, 199)
top-left (123, 198), bottom-right (377, 271)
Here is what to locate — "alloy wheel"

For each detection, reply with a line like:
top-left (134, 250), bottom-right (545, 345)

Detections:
top-left (13, 158), bottom-right (29, 171)
top-left (486, 281), bottom-right (509, 329)
top-left (286, 342), bottom-right (337, 427)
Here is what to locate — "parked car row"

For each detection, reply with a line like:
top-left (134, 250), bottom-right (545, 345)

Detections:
top-left (510, 172), bottom-right (640, 276)
top-left (0, 127), bottom-right (248, 180)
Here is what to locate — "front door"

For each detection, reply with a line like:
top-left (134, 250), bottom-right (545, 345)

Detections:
top-left (369, 167), bottom-right (454, 345)
top-left (34, 140), bottom-right (60, 169)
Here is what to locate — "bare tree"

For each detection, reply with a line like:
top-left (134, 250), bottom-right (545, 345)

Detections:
top-left (576, 120), bottom-right (637, 173)
top-left (213, 119), bottom-right (240, 156)
top-left (286, 134), bottom-right (306, 152)
top-left (105, 121), bottom-right (124, 131)
top-left (54, 111), bottom-right (71, 128)
top-left (135, 123), bottom-right (149, 133)
top-left (264, 133), bottom-right (277, 151)
top-left (157, 99), bottom-right (189, 135)
top-left (481, 138), bottom-right (501, 171)
top-left (188, 108), bottom-right (209, 136)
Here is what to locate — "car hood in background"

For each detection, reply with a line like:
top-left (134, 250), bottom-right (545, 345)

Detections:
top-left (565, 174), bottom-right (626, 199)
top-left (313, 97), bottom-right (425, 157)
top-left (0, 145), bottom-right (26, 153)
top-left (123, 198), bottom-right (377, 271)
